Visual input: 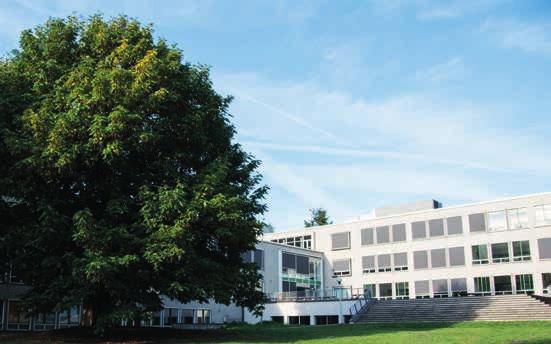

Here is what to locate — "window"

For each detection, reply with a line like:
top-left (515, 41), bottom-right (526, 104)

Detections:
top-left (363, 284), bottom-right (376, 298)
top-left (538, 238), bottom-right (551, 259)
top-left (288, 316), bottom-right (310, 326)
top-left (535, 204), bottom-right (551, 226)
top-left (163, 308), bottom-right (178, 326)
top-left (296, 255), bottom-right (309, 274)
top-left (433, 279), bottom-right (448, 297)
top-left (395, 282), bottom-right (409, 299)
top-left (447, 216), bottom-right (463, 235)
top-left (362, 256), bottom-right (376, 274)
top-left (494, 275), bottom-right (512, 295)
top-left (429, 219), bottom-right (444, 237)
top-left (315, 315), bottom-right (338, 325)
top-left (515, 274), bottom-right (534, 294)
top-left (254, 249), bottom-right (264, 270)
top-left (430, 248), bottom-right (446, 268)
top-left (376, 226), bottom-right (390, 244)
top-left (392, 224), bottom-right (406, 242)
top-left (487, 211), bottom-right (507, 232)
top-left (196, 309), bottom-right (210, 324)
top-left (508, 208), bottom-right (529, 229)
top-left (411, 221), bottom-right (427, 239)
top-left (491, 242), bottom-right (510, 263)
top-left (451, 278), bottom-right (467, 296)
top-left (512, 241), bottom-right (531, 261)
top-left (332, 259), bottom-right (351, 276)
top-left (393, 252), bottom-right (408, 271)
top-left (413, 250), bottom-right (428, 269)
top-left (415, 280), bottom-right (430, 298)
top-left (449, 247), bottom-right (465, 266)
top-left (303, 235), bottom-right (312, 249)
top-left (474, 276), bottom-right (491, 295)
top-left (469, 213), bottom-right (486, 232)
top-left (361, 228), bottom-right (374, 246)
top-left (33, 313), bottom-right (56, 331)
top-left (472, 244), bottom-right (489, 264)
top-left (331, 232), bottom-right (350, 250)
top-left (379, 283), bottom-right (393, 299)
top-left (377, 254), bottom-right (391, 272)
top-left (282, 252), bottom-right (296, 272)
top-left (241, 251), bottom-right (252, 263)
top-left (542, 273), bottom-right (551, 294)
top-left (7, 301), bottom-right (30, 330)
top-left (181, 309), bottom-right (193, 324)
top-left (271, 316), bottom-right (284, 324)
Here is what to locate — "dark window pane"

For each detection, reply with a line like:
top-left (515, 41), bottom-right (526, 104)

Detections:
top-left (538, 238), bottom-right (551, 259)
top-left (447, 216), bottom-right (463, 235)
top-left (469, 213), bottom-right (486, 232)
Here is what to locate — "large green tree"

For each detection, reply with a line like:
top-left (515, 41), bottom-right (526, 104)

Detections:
top-left (0, 15), bottom-right (267, 330)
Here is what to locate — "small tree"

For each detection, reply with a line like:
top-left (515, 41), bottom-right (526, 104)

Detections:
top-left (304, 208), bottom-right (332, 227)
top-left (0, 15), bottom-right (267, 331)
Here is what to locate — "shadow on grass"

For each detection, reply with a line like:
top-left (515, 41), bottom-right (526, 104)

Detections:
top-left (2, 321), bottom-right (551, 343)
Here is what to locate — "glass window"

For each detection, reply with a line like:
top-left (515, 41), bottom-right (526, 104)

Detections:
top-left (448, 247), bottom-right (465, 266)
top-left (487, 211), bottom-right (507, 232)
top-left (494, 275), bottom-right (512, 294)
top-left (538, 238), bottom-right (551, 259)
top-left (515, 274), bottom-right (534, 293)
top-left (361, 228), bottom-right (374, 246)
top-left (491, 242), bottom-right (510, 263)
top-left (181, 309), bottom-right (193, 324)
top-left (163, 308), bottom-right (178, 326)
top-left (451, 278), bottom-right (468, 296)
top-left (430, 248), bottom-right (446, 268)
top-left (377, 254), bottom-right (391, 272)
top-left (472, 244), bottom-right (489, 264)
top-left (332, 259), bottom-right (351, 276)
top-left (413, 250), bottom-right (428, 269)
top-left (376, 226), bottom-right (390, 244)
top-left (415, 280), bottom-right (430, 298)
top-left (535, 204), bottom-right (551, 226)
top-left (411, 221), bottom-right (426, 239)
top-left (469, 213), bottom-right (486, 232)
top-left (196, 309), bottom-right (210, 324)
top-left (446, 216), bottom-right (463, 235)
top-left (429, 219), bottom-right (444, 237)
top-left (507, 208), bottom-right (529, 229)
top-left (363, 283), bottom-right (376, 298)
top-left (254, 249), bottom-right (264, 270)
top-left (512, 241), bottom-right (531, 261)
top-left (393, 252), bottom-right (408, 271)
top-left (282, 253), bottom-right (296, 272)
top-left (331, 232), bottom-right (350, 250)
top-left (474, 277), bottom-right (491, 295)
top-left (392, 224), bottom-right (406, 242)
top-left (379, 283), bottom-right (393, 299)
top-left (542, 273), bottom-right (551, 293)
top-left (432, 279), bottom-right (448, 297)
top-left (362, 256), bottom-right (375, 274)
top-left (7, 301), bottom-right (29, 329)
top-left (395, 282), bottom-right (409, 299)
top-left (241, 251), bottom-right (252, 263)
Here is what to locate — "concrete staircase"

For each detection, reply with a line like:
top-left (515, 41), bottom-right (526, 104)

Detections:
top-left (354, 295), bottom-right (551, 323)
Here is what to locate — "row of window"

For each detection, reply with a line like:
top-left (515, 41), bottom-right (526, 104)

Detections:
top-left (363, 273), bottom-right (543, 300)
top-left (271, 235), bottom-right (312, 249)
top-left (0, 302), bottom-right (80, 331)
top-left (330, 204), bottom-right (551, 251)
top-left (333, 238), bottom-right (551, 276)
top-left (241, 249), bottom-right (264, 270)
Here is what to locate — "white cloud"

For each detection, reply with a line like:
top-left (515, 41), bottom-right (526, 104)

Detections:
top-left (415, 57), bottom-right (468, 83)
top-left (482, 18), bottom-right (551, 56)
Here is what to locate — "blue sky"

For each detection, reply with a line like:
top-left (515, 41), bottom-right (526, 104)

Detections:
top-left (2, 1), bottom-right (551, 231)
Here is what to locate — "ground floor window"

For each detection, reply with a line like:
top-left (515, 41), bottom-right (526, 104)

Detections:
top-left (474, 277), bottom-right (491, 296)
top-left (7, 300), bottom-right (30, 330)
top-left (451, 278), bottom-right (468, 297)
top-left (363, 284), bottom-right (376, 298)
top-left (163, 308), bottom-right (178, 326)
top-left (271, 316), bottom-right (284, 324)
top-left (379, 283), bottom-right (392, 300)
top-left (196, 309), bottom-right (210, 324)
top-left (543, 273), bottom-right (551, 294)
top-left (288, 315), bottom-right (310, 325)
top-left (432, 279), bottom-right (449, 298)
top-left (515, 274), bottom-right (534, 294)
top-left (57, 306), bottom-right (80, 328)
top-left (415, 280), bottom-right (430, 299)
top-left (181, 309), bottom-right (194, 324)
top-left (315, 315), bottom-right (338, 325)
top-left (494, 275), bottom-right (512, 295)
top-left (395, 282), bottom-right (409, 299)
top-left (33, 312), bottom-right (56, 330)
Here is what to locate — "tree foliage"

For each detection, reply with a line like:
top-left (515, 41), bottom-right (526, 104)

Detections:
top-left (0, 15), bottom-right (267, 329)
top-left (304, 208), bottom-right (332, 227)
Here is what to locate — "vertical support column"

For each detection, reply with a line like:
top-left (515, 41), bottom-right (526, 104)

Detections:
top-left (278, 250), bottom-right (283, 293)
top-left (310, 314), bottom-right (315, 326)
top-left (283, 315), bottom-right (289, 325)
top-left (160, 309), bottom-right (165, 327)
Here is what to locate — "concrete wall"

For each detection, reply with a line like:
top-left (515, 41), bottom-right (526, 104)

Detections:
top-left (245, 300), bottom-right (358, 324)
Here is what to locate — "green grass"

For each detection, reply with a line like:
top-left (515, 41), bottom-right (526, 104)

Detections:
top-left (2, 321), bottom-right (551, 343)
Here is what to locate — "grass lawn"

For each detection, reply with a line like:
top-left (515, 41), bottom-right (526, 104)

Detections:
top-left (1, 321), bottom-right (551, 344)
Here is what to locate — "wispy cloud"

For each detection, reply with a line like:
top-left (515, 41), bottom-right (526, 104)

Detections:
top-left (414, 57), bottom-right (468, 83)
top-left (482, 18), bottom-right (551, 56)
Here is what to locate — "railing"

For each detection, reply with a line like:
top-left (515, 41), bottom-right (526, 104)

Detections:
top-left (266, 287), bottom-right (366, 303)
top-left (348, 293), bottom-right (376, 323)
